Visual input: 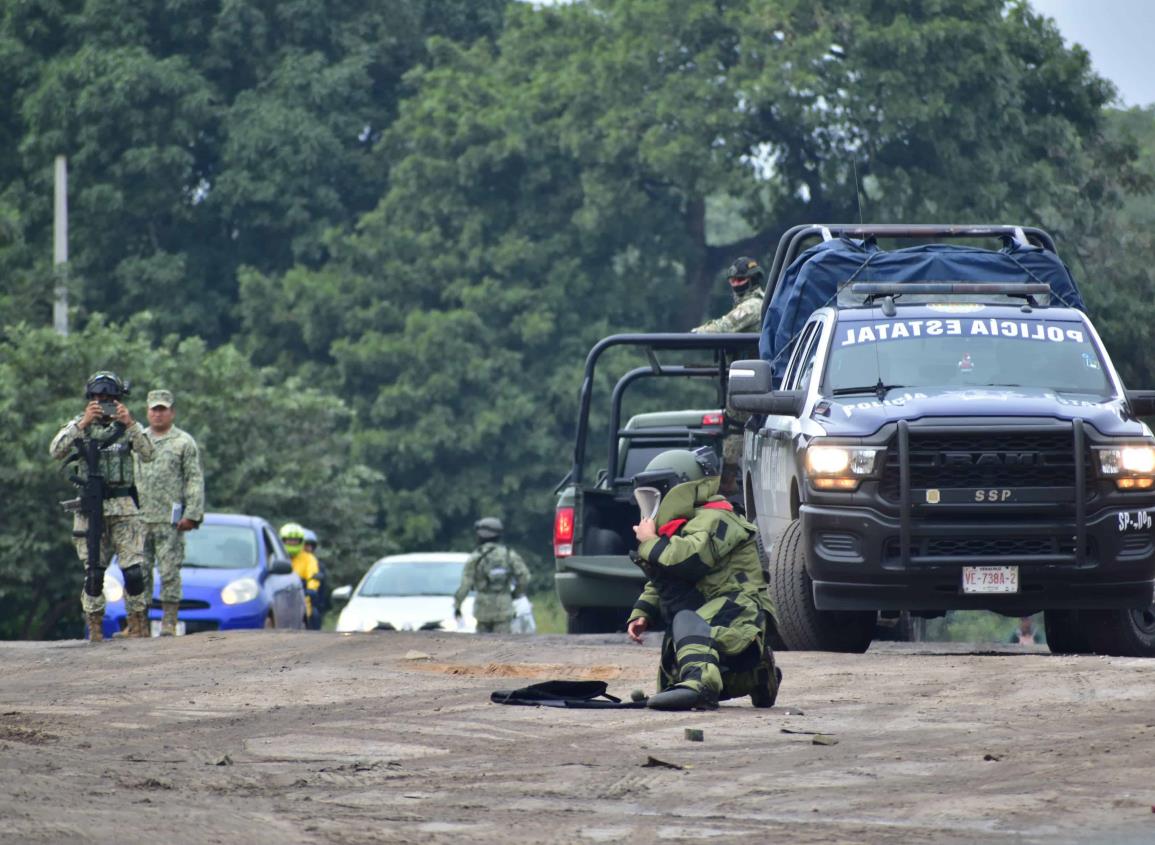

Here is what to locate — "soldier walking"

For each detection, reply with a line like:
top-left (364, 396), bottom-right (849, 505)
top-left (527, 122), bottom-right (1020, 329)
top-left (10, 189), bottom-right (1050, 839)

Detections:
top-left (136, 390), bottom-right (205, 636)
top-left (50, 372), bottom-right (155, 641)
top-left (454, 518), bottom-right (531, 634)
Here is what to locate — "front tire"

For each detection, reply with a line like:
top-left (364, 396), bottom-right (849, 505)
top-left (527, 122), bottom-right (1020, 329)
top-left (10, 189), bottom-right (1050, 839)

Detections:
top-left (264, 612), bottom-right (276, 630)
top-left (769, 519), bottom-right (874, 652)
top-left (1082, 605), bottom-right (1155, 657)
top-left (1043, 609), bottom-right (1093, 654)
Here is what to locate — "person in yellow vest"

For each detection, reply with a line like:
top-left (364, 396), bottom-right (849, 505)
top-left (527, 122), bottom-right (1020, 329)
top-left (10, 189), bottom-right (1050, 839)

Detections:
top-left (280, 522), bottom-right (320, 625)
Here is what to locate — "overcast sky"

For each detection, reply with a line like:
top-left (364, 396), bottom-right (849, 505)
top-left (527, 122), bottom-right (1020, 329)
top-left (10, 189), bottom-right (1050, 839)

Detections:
top-left (1030, 0), bottom-right (1155, 107)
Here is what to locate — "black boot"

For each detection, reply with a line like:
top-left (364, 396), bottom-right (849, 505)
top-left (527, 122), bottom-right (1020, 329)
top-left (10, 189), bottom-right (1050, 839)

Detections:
top-left (647, 685), bottom-right (719, 711)
top-left (750, 647), bottom-right (783, 708)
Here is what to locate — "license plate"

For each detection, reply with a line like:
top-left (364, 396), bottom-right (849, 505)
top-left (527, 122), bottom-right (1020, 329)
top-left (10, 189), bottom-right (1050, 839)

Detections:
top-left (149, 620), bottom-right (186, 637)
top-left (962, 566), bottom-right (1019, 594)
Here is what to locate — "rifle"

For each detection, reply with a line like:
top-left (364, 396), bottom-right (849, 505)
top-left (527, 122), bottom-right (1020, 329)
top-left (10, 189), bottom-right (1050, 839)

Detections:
top-left (64, 422), bottom-right (127, 598)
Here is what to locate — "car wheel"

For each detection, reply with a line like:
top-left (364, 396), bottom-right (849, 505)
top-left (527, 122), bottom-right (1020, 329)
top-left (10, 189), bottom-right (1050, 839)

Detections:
top-left (1081, 605), bottom-right (1155, 657)
top-left (1043, 609), bottom-right (1094, 654)
top-left (264, 611), bottom-right (276, 630)
top-left (755, 532), bottom-right (788, 651)
top-left (769, 519), bottom-right (874, 652)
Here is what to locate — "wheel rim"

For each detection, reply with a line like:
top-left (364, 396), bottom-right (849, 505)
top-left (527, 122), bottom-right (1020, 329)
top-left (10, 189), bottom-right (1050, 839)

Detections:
top-left (1128, 604), bottom-right (1155, 637)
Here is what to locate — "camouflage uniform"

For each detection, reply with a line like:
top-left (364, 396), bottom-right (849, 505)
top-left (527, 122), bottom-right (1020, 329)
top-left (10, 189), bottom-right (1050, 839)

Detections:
top-left (628, 474), bottom-right (774, 704)
top-left (691, 285), bottom-right (764, 334)
top-left (454, 543), bottom-right (531, 634)
top-left (136, 424), bottom-right (204, 604)
top-left (693, 285), bottom-right (765, 488)
top-left (50, 417), bottom-right (155, 616)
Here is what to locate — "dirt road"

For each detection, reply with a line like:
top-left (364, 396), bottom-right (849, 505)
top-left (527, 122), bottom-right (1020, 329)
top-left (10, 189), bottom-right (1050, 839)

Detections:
top-left (2, 631), bottom-right (1153, 844)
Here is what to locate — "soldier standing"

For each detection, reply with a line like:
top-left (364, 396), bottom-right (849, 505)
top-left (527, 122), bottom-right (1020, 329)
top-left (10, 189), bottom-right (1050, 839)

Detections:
top-left (626, 448), bottom-right (779, 711)
top-left (691, 256), bottom-right (767, 495)
top-left (453, 517), bottom-right (531, 634)
top-left (136, 389), bottom-right (205, 636)
top-left (50, 372), bottom-right (155, 641)
top-left (691, 256), bottom-right (765, 334)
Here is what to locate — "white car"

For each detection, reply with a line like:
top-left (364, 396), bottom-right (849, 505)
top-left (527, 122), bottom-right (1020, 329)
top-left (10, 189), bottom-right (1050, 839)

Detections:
top-left (334, 552), bottom-right (477, 633)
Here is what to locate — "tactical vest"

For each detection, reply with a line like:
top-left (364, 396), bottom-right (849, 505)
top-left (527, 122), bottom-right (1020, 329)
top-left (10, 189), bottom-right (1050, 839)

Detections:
top-left (75, 423), bottom-right (136, 489)
top-left (476, 545), bottom-right (515, 593)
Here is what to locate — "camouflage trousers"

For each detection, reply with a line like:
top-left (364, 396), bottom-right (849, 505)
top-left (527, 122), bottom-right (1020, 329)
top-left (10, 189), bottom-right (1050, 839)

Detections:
top-left (72, 514), bottom-right (148, 615)
top-left (657, 592), bottom-right (763, 697)
top-left (476, 619), bottom-right (512, 634)
top-left (142, 522), bottom-right (185, 604)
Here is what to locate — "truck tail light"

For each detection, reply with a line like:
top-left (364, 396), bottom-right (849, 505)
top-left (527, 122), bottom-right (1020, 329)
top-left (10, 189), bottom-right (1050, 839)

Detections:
top-left (701, 412), bottom-right (724, 427)
top-left (554, 507), bottom-right (574, 558)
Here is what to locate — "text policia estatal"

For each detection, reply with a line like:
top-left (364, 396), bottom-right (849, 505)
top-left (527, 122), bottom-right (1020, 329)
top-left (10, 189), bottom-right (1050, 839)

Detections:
top-left (838, 319), bottom-right (1085, 347)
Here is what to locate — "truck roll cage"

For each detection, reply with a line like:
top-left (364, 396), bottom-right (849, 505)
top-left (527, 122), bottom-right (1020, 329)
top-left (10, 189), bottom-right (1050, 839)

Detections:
top-left (568, 333), bottom-right (758, 488)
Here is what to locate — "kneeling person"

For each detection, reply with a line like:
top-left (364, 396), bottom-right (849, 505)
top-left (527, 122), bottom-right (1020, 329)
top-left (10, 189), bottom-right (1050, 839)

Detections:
top-left (627, 448), bottom-right (779, 711)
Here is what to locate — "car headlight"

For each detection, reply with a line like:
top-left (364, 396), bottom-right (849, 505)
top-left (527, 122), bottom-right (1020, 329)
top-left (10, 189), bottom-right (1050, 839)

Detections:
top-left (806, 444), bottom-right (880, 490)
top-left (1098, 445), bottom-right (1155, 489)
top-left (103, 578), bottom-right (123, 603)
top-left (220, 577), bottom-right (260, 605)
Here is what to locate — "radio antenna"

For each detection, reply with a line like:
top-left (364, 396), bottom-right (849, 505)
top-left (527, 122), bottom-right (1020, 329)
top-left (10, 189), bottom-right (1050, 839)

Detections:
top-left (852, 157), bottom-right (864, 225)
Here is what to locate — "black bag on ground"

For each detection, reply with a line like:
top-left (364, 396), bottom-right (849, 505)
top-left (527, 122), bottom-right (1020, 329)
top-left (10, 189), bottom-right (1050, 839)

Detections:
top-left (490, 680), bottom-right (646, 708)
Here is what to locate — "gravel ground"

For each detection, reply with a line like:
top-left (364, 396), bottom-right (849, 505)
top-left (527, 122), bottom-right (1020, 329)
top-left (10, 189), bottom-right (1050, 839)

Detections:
top-left (2, 630), bottom-right (1154, 844)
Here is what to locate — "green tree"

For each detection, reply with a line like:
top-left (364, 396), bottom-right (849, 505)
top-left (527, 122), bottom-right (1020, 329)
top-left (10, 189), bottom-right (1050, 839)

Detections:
top-left (238, 0), bottom-right (1136, 565)
top-left (0, 0), bottom-right (509, 342)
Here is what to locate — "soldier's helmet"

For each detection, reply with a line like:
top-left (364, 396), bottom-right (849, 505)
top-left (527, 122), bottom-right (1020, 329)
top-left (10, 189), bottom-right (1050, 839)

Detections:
top-left (280, 522), bottom-right (307, 555)
top-left (85, 371), bottom-right (127, 400)
top-left (474, 517), bottom-right (504, 540)
top-left (725, 256), bottom-right (765, 296)
top-left (632, 446), bottom-right (719, 497)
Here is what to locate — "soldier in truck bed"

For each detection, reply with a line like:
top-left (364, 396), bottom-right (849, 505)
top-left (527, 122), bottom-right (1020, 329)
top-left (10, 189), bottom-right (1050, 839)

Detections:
top-left (691, 256), bottom-right (765, 334)
top-left (692, 256), bottom-right (766, 495)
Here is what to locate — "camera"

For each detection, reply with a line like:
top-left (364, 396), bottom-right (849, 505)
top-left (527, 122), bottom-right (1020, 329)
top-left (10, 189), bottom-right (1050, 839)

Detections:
top-left (99, 400), bottom-right (117, 419)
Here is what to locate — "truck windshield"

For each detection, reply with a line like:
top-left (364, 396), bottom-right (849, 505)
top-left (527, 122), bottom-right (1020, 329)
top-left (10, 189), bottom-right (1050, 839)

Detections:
top-left (824, 315), bottom-right (1113, 395)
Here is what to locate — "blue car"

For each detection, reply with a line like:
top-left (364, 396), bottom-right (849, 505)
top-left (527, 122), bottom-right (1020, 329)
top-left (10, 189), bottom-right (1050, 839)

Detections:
top-left (102, 512), bottom-right (306, 637)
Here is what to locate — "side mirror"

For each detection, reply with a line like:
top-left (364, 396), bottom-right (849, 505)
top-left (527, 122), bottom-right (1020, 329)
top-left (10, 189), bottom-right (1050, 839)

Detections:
top-left (331, 585), bottom-right (353, 603)
top-left (1126, 390), bottom-right (1155, 418)
top-left (728, 360), bottom-right (805, 416)
top-left (268, 557), bottom-right (293, 576)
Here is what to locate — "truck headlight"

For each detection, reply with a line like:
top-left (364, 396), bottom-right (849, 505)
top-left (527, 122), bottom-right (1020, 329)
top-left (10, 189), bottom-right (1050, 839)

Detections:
top-left (221, 577), bottom-right (260, 605)
top-left (1098, 445), bottom-right (1155, 489)
top-left (806, 445), bottom-right (880, 490)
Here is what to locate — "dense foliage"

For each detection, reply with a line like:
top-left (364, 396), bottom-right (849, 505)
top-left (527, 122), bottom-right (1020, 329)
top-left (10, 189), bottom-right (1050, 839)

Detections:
top-left (2, 0), bottom-right (1153, 637)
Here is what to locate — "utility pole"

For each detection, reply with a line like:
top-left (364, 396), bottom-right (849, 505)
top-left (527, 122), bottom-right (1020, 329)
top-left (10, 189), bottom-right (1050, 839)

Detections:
top-left (53, 154), bottom-right (69, 335)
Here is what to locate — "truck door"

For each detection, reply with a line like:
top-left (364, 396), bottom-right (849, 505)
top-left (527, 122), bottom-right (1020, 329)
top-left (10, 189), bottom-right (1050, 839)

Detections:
top-left (759, 319), bottom-right (823, 542)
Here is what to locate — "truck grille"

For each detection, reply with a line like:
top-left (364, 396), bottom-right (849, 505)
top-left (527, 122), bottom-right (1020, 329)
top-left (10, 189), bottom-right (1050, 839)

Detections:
top-left (884, 535), bottom-right (1097, 563)
top-left (879, 429), bottom-right (1094, 501)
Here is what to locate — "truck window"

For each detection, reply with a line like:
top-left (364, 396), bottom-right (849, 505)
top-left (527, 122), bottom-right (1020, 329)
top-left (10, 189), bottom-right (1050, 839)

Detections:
top-left (781, 322), bottom-right (819, 388)
top-left (790, 326), bottom-right (824, 393)
top-left (824, 315), bottom-right (1112, 395)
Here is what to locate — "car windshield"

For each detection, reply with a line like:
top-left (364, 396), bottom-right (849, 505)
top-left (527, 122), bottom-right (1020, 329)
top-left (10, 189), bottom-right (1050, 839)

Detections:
top-left (358, 560), bottom-right (464, 597)
top-left (182, 524), bottom-right (258, 569)
top-left (825, 315), bottom-right (1113, 395)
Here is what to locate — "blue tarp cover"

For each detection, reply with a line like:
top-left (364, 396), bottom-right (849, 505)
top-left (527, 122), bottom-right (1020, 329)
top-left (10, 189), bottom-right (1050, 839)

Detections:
top-left (759, 239), bottom-right (1086, 376)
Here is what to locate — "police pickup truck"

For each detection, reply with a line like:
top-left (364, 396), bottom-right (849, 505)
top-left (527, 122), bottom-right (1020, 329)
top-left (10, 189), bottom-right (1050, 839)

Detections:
top-left (729, 224), bottom-right (1155, 655)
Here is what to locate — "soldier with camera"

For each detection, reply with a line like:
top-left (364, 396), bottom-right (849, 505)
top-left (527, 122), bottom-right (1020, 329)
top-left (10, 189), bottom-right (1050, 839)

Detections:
top-left (50, 371), bottom-right (155, 641)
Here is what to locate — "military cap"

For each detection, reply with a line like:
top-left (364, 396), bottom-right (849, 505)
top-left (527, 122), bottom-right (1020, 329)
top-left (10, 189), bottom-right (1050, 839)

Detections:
top-left (147, 389), bottom-right (174, 409)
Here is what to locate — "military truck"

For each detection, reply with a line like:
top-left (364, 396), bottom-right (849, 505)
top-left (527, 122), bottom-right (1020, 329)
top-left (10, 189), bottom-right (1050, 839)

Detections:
top-left (728, 223), bottom-right (1155, 655)
top-left (553, 334), bottom-right (757, 633)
